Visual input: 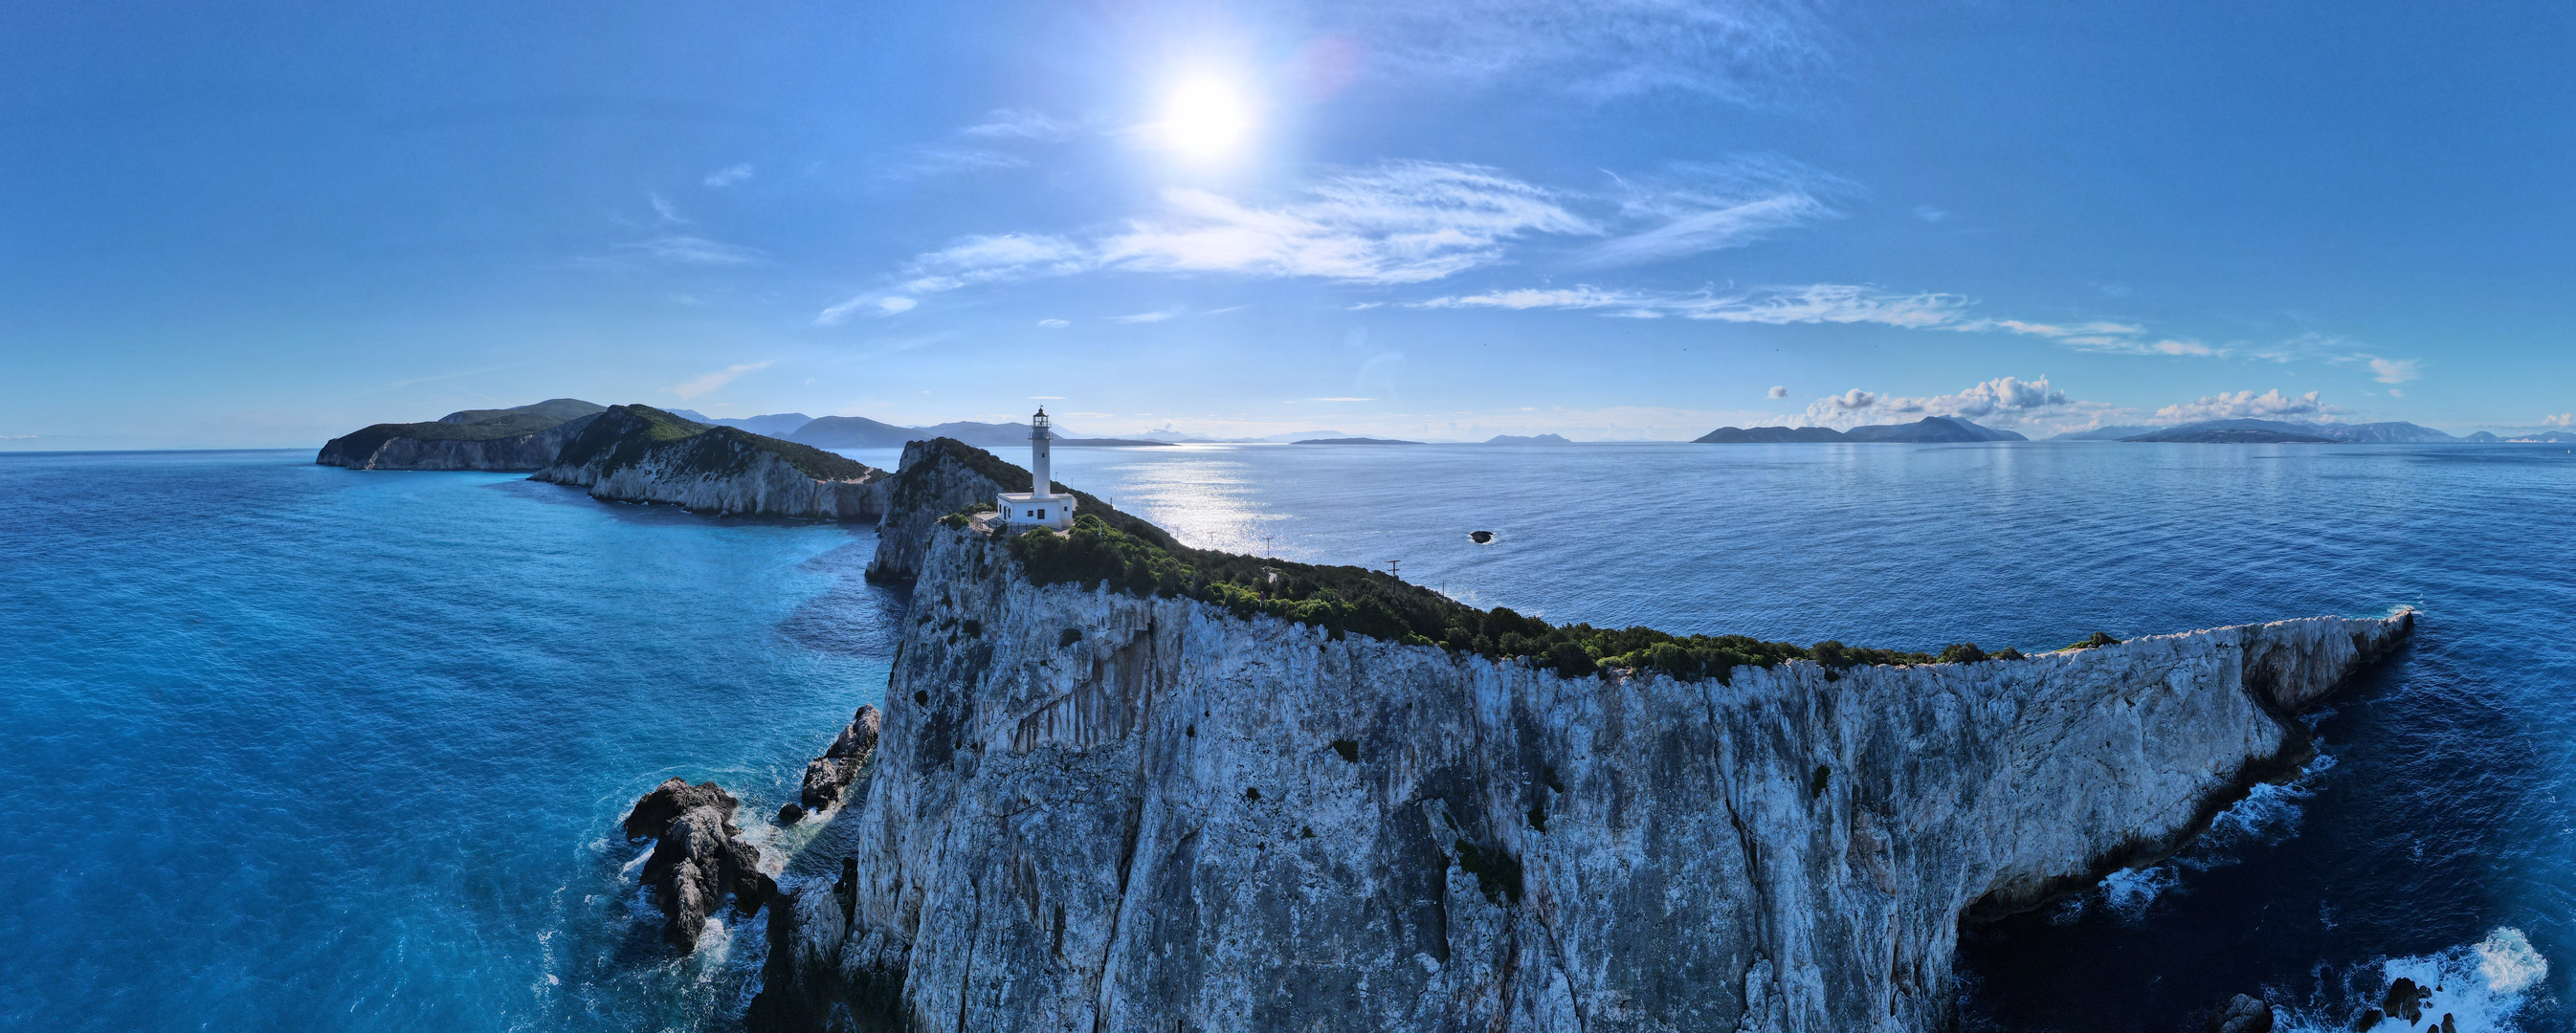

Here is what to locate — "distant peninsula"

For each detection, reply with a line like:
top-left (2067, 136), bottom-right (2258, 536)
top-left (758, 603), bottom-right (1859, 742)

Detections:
top-left (1694, 415), bottom-right (2026, 444)
top-left (319, 399), bottom-right (889, 520)
top-left (1294, 436), bottom-right (1421, 445)
top-left (316, 398), bottom-right (607, 471)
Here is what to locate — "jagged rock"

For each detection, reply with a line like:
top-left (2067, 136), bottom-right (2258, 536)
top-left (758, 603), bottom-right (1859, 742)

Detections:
top-left (747, 878), bottom-right (850, 1032)
top-left (622, 778), bottom-right (736, 840)
top-left (778, 802), bottom-right (806, 825)
top-left (798, 706), bottom-right (882, 811)
top-left (2207, 993), bottom-right (2274, 1033)
top-left (760, 523), bottom-right (2411, 1031)
top-left (2383, 977), bottom-right (2430, 1022)
top-left (2355, 1007), bottom-right (2384, 1030)
top-left (622, 779), bottom-right (774, 950)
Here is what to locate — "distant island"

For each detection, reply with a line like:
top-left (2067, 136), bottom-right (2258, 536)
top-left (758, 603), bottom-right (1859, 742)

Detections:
top-left (1484, 433), bottom-right (1572, 445)
top-left (1694, 415), bottom-right (2025, 444)
top-left (2058, 418), bottom-right (2486, 444)
top-left (1294, 436), bottom-right (1422, 445)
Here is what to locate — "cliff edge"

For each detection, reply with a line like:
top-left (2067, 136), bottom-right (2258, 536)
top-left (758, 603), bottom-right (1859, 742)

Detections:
top-left (754, 515), bottom-right (2411, 1032)
top-left (533, 405), bottom-right (889, 520)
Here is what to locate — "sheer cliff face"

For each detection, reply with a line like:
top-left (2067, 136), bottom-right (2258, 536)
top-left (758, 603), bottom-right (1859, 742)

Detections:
top-left (864, 441), bottom-right (1005, 582)
top-left (793, 527), bottom-right (2409, 1032)
top-left (533, 412), bottom-right (887, 521)
top-left (314, 414), bottom-right (599, 471)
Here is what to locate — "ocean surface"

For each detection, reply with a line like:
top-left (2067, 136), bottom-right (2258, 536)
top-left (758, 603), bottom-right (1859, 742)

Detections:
top-left (2, 442), bottom-right (2569, 1031)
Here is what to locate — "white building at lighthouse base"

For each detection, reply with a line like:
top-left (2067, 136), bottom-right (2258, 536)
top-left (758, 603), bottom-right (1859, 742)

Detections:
top-left (998, 490), bottom-right (1077, 531)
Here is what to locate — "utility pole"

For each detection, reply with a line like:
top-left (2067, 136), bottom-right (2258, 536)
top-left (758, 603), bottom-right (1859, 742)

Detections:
top-left (1387, 559), bottom-right (1402, 581)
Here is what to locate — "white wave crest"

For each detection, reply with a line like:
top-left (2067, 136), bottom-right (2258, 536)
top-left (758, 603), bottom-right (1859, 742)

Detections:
top-left (2276, 926), bottom-right (2549, 1033)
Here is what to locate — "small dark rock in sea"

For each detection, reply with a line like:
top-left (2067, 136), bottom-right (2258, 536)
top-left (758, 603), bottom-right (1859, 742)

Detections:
top-left (777, 802), bottom-right (805, 825)
top-left (623, 778), bottom-right (776, 951)
top-left (1468, 530), bottom-right (1495, 544)
top-left (2354, 1007), bottom-right (2382, 1030)
top-left (2382, 977), bottom-right (2430, 1022)
top-left (799, 705), bottom-right (882, 811)
top-left (2205, 993), bottom-right (2274, 1033)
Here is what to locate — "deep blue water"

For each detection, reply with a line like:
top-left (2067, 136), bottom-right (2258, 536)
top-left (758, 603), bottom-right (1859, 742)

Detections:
top-left (3, 443), bottom-right (2570, 1031)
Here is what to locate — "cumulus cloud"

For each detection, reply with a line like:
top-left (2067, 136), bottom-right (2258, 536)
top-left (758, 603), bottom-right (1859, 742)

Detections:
top-left (2543, 413), bottom-right (2572, 428)
top-left (703, 164), bottom-right (754, 187)
top-left (2152, 388), bottom-right (2349, 423)
top-left (664, 361), bottom-right (771, 402)
top-left (2364, 357), bottom-right (2422, 384)
top-left (1766, 385), bottom-right (1788, 398)
top-left (1799, 375), bottom-right (2072, 429)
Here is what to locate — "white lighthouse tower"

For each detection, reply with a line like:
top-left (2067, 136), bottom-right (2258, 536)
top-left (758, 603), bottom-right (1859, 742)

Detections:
top-left (998, 407), bottom-right (1077, 531)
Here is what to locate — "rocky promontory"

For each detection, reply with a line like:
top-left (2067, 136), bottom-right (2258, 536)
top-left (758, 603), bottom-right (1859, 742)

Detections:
top-left (315, 398), bottom-right (606, 470)
top-left (862, 436), bottom-right (1176, 582)
top-left (533, 405), bottom-right (889, 520)
top-left (737, 480), bottom-right (2411, 1032)
top-left (622, 778), bottom-right (775, 950)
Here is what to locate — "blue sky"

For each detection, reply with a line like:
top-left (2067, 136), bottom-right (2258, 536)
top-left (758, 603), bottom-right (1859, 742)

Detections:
top-left (7, 1), bottom-right (2575, 447)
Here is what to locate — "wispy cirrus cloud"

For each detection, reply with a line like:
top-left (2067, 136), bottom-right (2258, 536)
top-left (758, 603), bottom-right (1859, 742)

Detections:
top-left (1414, 283), bottom-right (1969, 329)
top-left (664, 361), bottom-right (772, 402)
top-left (1096, 162), bottom-right (1595, 283)
top-left (1316, 0), bottom-right (1829, 101)
top-left (703, 164), bottom-right (754, 187)
top-left (1581, 156), bottom-right (1845, 267)
top-left (962, 109), bottom-right (1076, 141)
top-left (626, 235), bottom-right (764, 266)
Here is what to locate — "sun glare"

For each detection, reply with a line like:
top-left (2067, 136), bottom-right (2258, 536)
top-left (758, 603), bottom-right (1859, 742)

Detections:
top-left (1162, 78), bottom-right (1252, 158)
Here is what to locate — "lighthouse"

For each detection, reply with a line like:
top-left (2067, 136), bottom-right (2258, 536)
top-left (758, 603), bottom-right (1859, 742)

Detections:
top-left (997, 407), bottom-right (1077, 531)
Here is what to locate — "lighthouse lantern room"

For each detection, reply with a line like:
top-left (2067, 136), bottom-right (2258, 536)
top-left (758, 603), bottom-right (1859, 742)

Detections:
top-left (997, 407), bottom-right (1077, 531)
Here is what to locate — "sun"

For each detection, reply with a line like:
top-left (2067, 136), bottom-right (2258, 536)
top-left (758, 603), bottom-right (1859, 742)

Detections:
top-left (1161, 78), bottom-right (1252, 158)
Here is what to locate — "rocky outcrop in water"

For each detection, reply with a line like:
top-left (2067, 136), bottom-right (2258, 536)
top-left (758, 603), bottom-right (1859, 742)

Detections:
top-left (2206, 993), bottom-right (2275, 1033)
top-left (533, 405), bottom-right (888, 520)
top-left (799, 705), bottom-right (881, 812)
top-left (623, 778), bottom-right (775, 951)
top-left (754, 519), bottom-right (2410, 1032)
top-left (316, 399), bottom-right (606, 471)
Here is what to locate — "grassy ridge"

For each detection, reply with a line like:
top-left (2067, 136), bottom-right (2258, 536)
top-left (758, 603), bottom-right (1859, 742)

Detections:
top-left (999, 512), bottom-right (2028, 683)
top-left (554, 405), bottom-right (878, 482)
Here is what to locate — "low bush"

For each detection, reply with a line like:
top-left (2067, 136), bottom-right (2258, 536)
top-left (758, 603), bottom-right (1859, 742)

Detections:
top-left (999, 513), bottom-right (1960, 683)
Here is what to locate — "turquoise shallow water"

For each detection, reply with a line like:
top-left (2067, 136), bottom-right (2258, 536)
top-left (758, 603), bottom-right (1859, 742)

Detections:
top-left (3, 442), bottom-right (2570, 1030)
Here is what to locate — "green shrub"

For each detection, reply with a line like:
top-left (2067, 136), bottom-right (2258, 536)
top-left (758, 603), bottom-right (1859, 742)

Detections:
top-left (996, 513), bottom-right (1941, 682)
top-left (2064, 631), bottom-right (2122, 651)
top-left (1938, 643), bottom-right (1989, 664)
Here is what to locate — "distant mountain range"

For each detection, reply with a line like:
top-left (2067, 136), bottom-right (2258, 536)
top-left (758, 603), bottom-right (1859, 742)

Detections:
top-left (1694, 416), bottom-right (2027, 444)
top-left (2102, 419), bottom-right (2458, 444)
top-left (1294, 437), bottom-right (1422, 445)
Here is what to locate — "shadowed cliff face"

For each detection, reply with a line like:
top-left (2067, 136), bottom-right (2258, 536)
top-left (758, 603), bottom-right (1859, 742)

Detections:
top-left (864, 440), bottom-right (1008, 583)
top-left (759, 525), bottom-right (2410, 1032)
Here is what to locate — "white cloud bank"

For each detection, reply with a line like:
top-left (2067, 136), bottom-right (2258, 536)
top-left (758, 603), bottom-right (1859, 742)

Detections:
top-left (2151, 388), bottom-right (2348, 423)
top-left (1797, 375), bottom-right (2079, 429)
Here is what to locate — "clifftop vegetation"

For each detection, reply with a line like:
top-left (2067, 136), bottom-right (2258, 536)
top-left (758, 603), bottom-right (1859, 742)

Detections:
top-left (995, 511), bottom-right (2026, 683)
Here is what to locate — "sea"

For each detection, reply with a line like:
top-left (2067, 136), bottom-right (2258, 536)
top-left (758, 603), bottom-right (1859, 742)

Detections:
top-left (0, 442), bottom-right (2567, 1032)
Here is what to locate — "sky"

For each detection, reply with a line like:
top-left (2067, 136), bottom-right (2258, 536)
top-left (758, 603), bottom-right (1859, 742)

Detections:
top-left (6, 0), bottom-right (2576, 447)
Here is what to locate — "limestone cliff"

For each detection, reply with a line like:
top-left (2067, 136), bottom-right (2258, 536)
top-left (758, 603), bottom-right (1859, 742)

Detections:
top-left (759, 522), bottom-right (2411, 1032)
top-left (533, 405), bottom-right (889, 521)
top-left (864, 436), bottom-right (1182, 582)
top-left (316, 410), bottom-right (601, 471)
